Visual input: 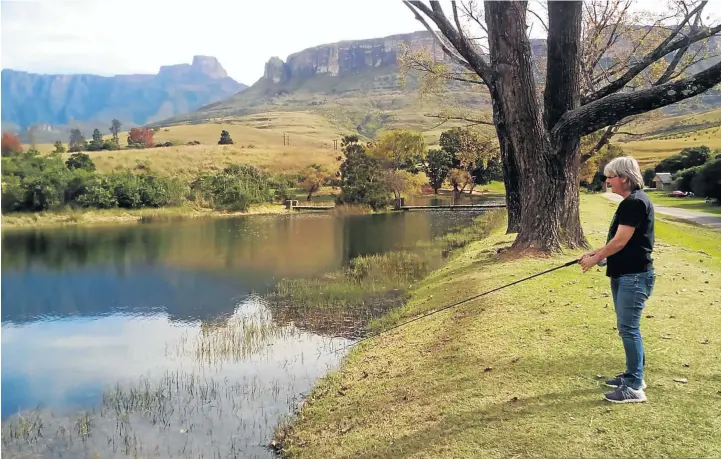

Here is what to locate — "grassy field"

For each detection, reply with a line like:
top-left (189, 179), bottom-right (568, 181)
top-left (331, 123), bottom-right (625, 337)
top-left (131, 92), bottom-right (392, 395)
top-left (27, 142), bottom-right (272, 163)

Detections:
top-left (618, 126), bottom-right (721, 169)
top-left (646, 190), bottom-right (721, 216)
top-left (277, 194), bottom-right (721, 458)
top-left (18, 103), bottom-right (721, 178)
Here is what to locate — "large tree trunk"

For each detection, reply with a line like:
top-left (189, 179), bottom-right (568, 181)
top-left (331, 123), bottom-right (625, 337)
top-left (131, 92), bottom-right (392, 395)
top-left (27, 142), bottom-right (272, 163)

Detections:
top-left (486, 1), bottom-right (564, 252)
top-left (545, 1), bottom-right (587, 249)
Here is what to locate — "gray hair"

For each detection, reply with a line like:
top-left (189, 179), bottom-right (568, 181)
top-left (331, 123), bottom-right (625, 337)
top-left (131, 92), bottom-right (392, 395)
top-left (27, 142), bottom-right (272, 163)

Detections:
top-left (604, 156), bottom-right (644, 191)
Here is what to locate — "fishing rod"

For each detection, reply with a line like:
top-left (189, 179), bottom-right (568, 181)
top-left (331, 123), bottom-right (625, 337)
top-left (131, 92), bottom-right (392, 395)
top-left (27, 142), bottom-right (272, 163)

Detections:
top-left (335, 257), bottom-right (582, 352)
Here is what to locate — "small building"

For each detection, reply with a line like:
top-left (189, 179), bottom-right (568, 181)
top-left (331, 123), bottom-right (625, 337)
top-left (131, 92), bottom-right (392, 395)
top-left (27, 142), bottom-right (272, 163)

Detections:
top-left (652, 173), bottom-right (673, 191)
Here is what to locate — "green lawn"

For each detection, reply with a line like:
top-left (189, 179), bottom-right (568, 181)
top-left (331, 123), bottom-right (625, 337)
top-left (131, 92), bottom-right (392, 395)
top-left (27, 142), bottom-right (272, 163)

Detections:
top-left (646, 190), bottom-right (721, 216)
top-left (277, 194), bottom-right (721, 458)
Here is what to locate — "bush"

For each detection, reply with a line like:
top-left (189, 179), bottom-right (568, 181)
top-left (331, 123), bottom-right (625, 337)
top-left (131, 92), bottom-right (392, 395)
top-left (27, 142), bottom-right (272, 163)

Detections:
top-left (75, 176), bottom-right (118, 209)
top-left (190, 164), bottom-right (274, 211)
top-left (1, 150), bottom-right (70, 211)
top-left (218, 130), bottom-right (234, 145)
top-left (671, 166), bottom-right (702, 192)
top-left (656, 146), bottom-right (710, 174)
top-left (691, 158), bottom-right (721, 201)
top-left (65, 152), bottom-right (96, 171)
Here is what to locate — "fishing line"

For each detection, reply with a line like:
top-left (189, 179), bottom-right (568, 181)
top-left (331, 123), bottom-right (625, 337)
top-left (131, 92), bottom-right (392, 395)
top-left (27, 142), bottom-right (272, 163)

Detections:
top-left (334, 258), bottom-right (581, 353)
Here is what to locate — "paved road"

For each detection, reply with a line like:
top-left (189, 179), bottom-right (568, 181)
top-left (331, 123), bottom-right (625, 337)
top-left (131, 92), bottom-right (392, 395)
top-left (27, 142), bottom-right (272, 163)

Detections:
top-left (602, 193), bottom-right (721, 228)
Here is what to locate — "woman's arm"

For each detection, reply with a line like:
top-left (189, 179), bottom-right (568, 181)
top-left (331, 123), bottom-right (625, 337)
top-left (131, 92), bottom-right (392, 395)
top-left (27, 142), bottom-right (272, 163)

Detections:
top-left (580, 224), bottom-right (635, 272)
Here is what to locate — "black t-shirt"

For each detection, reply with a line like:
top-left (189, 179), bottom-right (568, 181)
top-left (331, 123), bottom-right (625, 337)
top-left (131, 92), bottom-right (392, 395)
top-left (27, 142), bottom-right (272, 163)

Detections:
top-left (606, 189), bottom-right (655, 278)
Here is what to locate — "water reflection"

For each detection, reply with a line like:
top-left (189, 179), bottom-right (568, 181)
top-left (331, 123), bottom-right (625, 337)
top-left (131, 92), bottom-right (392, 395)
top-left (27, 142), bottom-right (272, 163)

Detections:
top-left (1, 208), bottom-right (494, 457)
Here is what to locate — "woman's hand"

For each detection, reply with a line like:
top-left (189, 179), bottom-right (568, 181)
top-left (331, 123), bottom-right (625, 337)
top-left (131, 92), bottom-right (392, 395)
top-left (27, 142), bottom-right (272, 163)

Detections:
top-left (580, 254), bottom-right (600, 272)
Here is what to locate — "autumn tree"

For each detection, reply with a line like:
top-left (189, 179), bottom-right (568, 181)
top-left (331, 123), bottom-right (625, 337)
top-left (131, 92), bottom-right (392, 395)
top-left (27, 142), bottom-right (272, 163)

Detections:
top-left (384, 169), bottom-right (427, 201)
top-left (110, 119), bottom-right (122, 147)
top-left (127, 128), bottom-right (155, 149)
top-left (299, 164), bottom-right (331, 201)
top-left (1, 132), bottom-right (23, 157)
top-left (404, 0), bottom-right (721, 252)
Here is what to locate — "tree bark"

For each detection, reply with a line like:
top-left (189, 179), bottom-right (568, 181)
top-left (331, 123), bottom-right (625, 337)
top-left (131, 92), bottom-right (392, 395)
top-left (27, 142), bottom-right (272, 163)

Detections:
top-left (486, 1), bottom-right (564, 252)
top-left (488, 91), bottom-right (522, 234)
top-left (545, 1), bottom-right (587, 249)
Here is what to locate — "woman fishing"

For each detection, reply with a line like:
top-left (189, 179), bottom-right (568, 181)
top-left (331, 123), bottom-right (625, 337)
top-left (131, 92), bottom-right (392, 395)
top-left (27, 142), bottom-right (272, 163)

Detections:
top-left (580, 156), bottom-right (655, 404)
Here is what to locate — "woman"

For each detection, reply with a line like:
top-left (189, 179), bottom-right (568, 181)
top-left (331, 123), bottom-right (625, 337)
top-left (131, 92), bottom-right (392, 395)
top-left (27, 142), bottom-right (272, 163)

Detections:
top-left (580, 156), bottom-right (655, 404)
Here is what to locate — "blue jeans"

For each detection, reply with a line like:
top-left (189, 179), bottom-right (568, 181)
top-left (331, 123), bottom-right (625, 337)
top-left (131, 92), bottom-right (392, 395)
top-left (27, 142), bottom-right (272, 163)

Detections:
top-left (610, 270), bottom-right (655, 390)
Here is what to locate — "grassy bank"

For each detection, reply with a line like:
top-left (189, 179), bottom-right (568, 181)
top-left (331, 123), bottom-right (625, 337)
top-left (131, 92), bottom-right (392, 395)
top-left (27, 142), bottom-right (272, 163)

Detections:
top-left (0, 202), bottom-right (290, 230)
top-left (276, 194), bottom-right (721, 458)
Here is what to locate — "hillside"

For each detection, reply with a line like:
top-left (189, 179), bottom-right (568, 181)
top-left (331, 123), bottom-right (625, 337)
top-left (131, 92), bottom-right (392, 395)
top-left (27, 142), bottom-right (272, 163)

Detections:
top-left (1, 56), bottom-right (247, 143)
top-left (151, 30), bottom-right (721, 139)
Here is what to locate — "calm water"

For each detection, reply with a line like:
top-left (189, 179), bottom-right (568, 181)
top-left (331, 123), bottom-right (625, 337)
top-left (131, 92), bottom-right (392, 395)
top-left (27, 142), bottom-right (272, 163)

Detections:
top-left (1, 205), bottom-right (493, 458)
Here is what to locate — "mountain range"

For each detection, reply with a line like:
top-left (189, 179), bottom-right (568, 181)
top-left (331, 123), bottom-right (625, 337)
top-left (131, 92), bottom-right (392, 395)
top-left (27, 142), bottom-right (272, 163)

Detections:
top-left (1, 56), bottom-right (246, 142)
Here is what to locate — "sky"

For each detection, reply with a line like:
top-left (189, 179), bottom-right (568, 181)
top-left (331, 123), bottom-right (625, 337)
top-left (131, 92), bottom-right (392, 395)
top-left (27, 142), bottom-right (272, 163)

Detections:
top-left (0, 0), bottom-right (424, 85)
top-left (2, 0), bottom-right (721, 85)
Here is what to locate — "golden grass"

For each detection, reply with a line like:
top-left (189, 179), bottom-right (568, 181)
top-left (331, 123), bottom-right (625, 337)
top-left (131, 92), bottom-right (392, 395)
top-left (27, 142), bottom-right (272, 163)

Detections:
top-left (0, 203), bottom-right (289, 230)
top-left (619, 126), bottom-right (721, 169)
top-left (277, 194), bottom-right (721, 458)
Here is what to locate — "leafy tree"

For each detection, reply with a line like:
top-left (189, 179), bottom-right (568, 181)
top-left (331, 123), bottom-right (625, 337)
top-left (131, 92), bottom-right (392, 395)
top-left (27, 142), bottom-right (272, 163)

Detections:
top-left (384, 169), bottom-right (426, 200)
top-left (218, 130), bottom-right (234, 145)
top-left (68, 129), bottom-right (87, 152)
top-left (110, 119), bottom-right (122, 147)
top-left (368, 130), bottom-right (426, 171)
top-left (424, 148), bottom-right (454, 193)
top-left (672, 166), bottom-right (702, 192)
top-left (439, 127), bottom-right (497, 197)
top-left (1, 132), bottom-right (23, 157)
top-left (88, 129), bottom-right (104, 151)
top-left (679, 146), bottom-right (710, 169)
top-left (337, 135), bottom-right (391, 210)
top-left (65, 152), bottom-right (96, 172)
top-left (691, 158), bottom-right (721, 201)
top-left (643, 168), bottom-right (656, 187)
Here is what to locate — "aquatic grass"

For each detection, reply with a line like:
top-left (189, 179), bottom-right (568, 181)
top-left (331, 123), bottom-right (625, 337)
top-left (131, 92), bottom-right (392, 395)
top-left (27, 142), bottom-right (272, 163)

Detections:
top-left (328, 203), bottom-right (373, 216)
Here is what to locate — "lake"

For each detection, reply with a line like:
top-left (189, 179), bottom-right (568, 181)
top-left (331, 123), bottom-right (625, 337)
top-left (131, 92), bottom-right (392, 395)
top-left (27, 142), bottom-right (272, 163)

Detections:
top-left (1, 201), bottom-right (495, 458)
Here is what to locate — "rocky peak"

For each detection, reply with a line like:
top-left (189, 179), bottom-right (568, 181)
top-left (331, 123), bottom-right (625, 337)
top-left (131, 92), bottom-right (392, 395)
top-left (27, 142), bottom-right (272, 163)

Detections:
top-left (158, 55), bottom-right (229, 80)
top-left (264, 57), bottom-right (289, 84)
top-left (191, 55), bottom-right (228, 79)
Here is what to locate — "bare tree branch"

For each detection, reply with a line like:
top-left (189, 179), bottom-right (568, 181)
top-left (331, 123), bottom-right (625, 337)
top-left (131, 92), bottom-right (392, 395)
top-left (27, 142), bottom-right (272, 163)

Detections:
top-left (555, 59), bottom-right (721, 140)
top-left (403, 1), bottom-right (475, 72)
top-left (452, 1), bottom-right (464, 39)
top-left (528, 7), bottom-right (548, 32)
top-left (406, 0), bottom-right (494, 85)
top-left (424, 113), bottom-right (495, 126)
top-left (655, 5), bottom-right (704, 85)
top-left (583, 3), bottom-right (720, 104)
